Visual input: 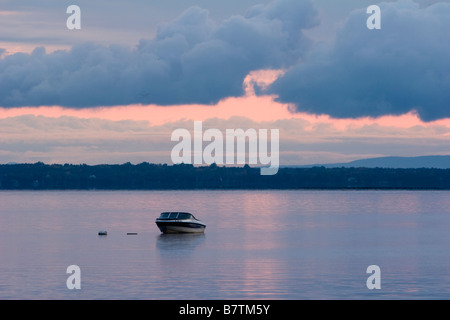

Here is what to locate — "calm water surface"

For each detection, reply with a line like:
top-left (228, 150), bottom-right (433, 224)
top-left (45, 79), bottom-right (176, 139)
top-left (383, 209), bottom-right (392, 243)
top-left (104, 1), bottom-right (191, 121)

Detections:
top-left (0, 190), bottom-right (450, 299)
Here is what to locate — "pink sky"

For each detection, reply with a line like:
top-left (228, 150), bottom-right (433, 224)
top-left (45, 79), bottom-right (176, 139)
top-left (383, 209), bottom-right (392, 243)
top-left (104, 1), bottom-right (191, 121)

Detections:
top-left (0, 68), bottom-right (449, 165)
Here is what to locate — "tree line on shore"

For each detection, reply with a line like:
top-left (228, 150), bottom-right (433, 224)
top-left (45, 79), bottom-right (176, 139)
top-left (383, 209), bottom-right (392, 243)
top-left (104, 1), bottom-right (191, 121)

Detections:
top-left (1, 162), bottom-right (450, 190)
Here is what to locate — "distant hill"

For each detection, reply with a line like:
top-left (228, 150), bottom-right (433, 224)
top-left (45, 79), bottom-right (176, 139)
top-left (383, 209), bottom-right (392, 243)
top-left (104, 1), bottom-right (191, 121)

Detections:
top-left (299, 155), bottom-right (450, 169)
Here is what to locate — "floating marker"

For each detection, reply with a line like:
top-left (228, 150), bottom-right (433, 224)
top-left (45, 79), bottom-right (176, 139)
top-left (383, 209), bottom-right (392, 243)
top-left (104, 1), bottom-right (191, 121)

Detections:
top-left (98, 230), bottom-right (107, 236)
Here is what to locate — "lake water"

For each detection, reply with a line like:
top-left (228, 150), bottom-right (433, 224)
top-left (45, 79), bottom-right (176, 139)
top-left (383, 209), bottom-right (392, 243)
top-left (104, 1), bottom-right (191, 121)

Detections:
top-left (0, 190), bottom-right (450, 300)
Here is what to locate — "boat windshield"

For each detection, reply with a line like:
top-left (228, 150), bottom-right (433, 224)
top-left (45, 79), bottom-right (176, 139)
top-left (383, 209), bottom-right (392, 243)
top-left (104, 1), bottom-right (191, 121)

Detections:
top-left (159, 212), bottom-right (170, 219)
top-left (159, 212), bottom-right (193, 219)
top-left (177, 212), bottom-right (192, 219)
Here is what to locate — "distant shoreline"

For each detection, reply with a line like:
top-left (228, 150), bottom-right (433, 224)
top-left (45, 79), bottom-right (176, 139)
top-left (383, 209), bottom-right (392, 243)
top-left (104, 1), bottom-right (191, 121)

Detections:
top-left (1, 162), bottom-right (450, 190)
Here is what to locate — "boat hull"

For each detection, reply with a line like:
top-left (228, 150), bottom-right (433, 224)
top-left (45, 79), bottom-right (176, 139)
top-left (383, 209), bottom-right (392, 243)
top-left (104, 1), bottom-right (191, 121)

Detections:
top-left (156, 221), bottom-right (206, 234)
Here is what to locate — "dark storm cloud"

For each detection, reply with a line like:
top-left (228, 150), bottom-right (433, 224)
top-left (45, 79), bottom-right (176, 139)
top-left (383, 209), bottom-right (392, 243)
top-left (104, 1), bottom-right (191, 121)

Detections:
top-left (0, 0), bottom-right (318, 108)
top-left (269, 0), bottom-right (450, 122)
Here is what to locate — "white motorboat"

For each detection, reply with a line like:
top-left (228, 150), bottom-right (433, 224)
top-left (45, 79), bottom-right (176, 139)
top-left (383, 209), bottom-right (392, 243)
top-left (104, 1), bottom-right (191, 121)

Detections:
top-left (155, 212), bottom-right (206, 234)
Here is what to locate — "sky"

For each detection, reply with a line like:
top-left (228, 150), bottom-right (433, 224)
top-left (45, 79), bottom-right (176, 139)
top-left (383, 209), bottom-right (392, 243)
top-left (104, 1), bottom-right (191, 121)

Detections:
top-left (0, 0), bottom-right (449, 166)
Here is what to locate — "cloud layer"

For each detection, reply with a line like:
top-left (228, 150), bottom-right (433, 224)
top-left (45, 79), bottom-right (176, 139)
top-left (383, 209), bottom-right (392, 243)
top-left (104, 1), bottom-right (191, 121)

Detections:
top-left (0, 0), bottom-right (318, 108)
top-left (2, 0), bottom-right (449, 122)
top-left (269, 0), bottom-right (450, 121)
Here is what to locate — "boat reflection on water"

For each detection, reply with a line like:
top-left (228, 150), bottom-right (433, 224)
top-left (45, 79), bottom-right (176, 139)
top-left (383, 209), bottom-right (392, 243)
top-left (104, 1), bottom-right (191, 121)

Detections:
top-left (156, 233), bottom-right (206, 257)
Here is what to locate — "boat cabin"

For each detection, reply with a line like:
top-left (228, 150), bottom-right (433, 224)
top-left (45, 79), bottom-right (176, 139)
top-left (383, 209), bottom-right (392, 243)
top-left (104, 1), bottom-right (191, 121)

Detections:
top-left (158, 212), bottom-right (197, 220)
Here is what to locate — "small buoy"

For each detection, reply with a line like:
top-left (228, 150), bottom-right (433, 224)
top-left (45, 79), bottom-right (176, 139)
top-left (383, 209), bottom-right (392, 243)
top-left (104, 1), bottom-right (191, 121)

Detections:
top-left (127, 232), bottom-right (138, 235)
top-left (98, 230), bottom-right (107, 236)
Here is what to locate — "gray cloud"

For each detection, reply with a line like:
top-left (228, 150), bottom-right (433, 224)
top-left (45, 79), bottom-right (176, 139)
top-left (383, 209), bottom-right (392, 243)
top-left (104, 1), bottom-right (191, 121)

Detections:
top-left (0, 0), bottom-right (318, 108)
top-left (269, 0), bottom-right (450, 121)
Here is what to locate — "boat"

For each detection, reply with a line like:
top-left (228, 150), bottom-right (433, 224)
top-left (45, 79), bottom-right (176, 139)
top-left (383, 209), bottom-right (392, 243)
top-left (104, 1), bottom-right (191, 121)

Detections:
top-left (155, 212), bottom-right (206, 234)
